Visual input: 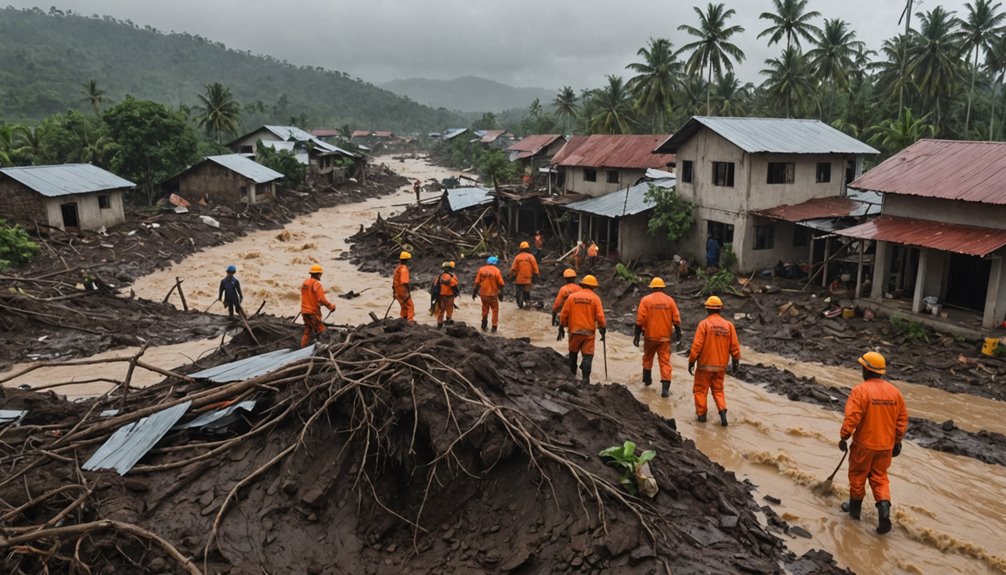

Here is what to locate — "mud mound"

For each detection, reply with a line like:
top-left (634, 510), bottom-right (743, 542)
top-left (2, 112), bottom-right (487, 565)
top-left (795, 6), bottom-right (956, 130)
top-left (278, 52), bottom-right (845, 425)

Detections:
top-left (1, 321), bottom-right (848, 574)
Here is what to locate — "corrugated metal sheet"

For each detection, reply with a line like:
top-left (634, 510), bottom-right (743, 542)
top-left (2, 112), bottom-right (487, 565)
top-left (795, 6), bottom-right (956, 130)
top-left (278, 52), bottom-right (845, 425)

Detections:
top-left (373, 131), bottom-right (395, 138)
top-left (189, 345), bottom-right (316, 383)
top-left (311, 129), bottom-right (342, 138)
top-left (507, 135), bottom-right (562, 154)
top-left (752, 196), bottom-right (880, 222)
top-left (0, 410), bottom-right (28, 424)
top-left (207, 155), bottom-right (284, 184)
top-left (259, 140), bottom-right (297, 153)
top-left (264, 125), bottom-right (314, 142)
top-left (83, 401), bottom-right (191, 475)
top-left (837, 215), bottom-right (1006, 257)
top-left (655, 117), bottom-right (878, 155)
top-left (175, 400), bottom-right (257, 430)
top-left (0, 164), bottom-right (135, 197)
top-left (478, 130), bottom-right (511, 143)
top-left (849, 139), bottom-right (1006, 205)
top-left (444, 187), bottom-right (493, 212)
top-left (311, 139), bottom-right (359, 158)
top-left (552, 135), bottom-right (674, 169)
top-left (442, 128), bottom-right (468, 141)
top-left (564, 178), bottom-right (674, 218)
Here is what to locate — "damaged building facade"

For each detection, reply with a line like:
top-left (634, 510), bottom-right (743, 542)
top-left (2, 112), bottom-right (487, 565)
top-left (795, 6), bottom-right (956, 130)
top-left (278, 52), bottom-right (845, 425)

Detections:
top-left (0, 164), bottom-right (134, 232)
top-left (169, 154), bottom-right (283, 205)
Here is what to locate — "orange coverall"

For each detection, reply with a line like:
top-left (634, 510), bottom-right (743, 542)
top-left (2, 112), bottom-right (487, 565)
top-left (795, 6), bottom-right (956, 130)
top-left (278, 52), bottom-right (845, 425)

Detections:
top-left (636, 291), bottom-right (681, 381)
top-left (688, 314), bottom-right (740, 416)
top-left (534, 233), bottom-right (544, 250)
top-left (560, 289), bottom-right (606, 356)
top-left (434, 271), bottom-right (459, 324)
top-left (552, 283), bottom-right (581, 315)
top-left (474, 264), bottom-right (505, 327)
top-left (511, 252), bottom-right (539, 286)
top-left (393, 263), bottom-right (414, 322)
top-left (300, 277), bottom-right (334, 348)
top-left (840, 378), bottom-right (908, 502)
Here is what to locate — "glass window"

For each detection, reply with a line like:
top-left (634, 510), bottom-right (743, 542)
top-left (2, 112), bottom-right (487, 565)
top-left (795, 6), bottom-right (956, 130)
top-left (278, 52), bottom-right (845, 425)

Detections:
top-left (712, 162), bottom-right (734, 187)
top-left (767, 162), bottom-right (795, 184)
top-left (584, 168), bottom-right (597, 182)
top-left (816, 162), bottom-right (832, 183)
top-left (606, 170), bottom-right (619, 184)
top-left (98, 194), bottom-right (111, 209)
top-left (754, 223), bottom-right (775, 250)
top-left (682, 160), bottom-right (693, 183)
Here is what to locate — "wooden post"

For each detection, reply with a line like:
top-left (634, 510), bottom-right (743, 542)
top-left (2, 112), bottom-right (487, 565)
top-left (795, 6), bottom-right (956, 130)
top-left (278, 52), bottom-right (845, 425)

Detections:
top-left (855, 240), bottom-right (866, 299)
top-left (821, 240), bottom-right (831, 288)
top-left (175, 277), bottom-right (188, 311)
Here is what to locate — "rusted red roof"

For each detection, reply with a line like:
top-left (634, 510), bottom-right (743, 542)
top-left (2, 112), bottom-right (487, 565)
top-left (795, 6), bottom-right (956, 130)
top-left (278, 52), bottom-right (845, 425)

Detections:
top-left (837, 215), bottom-right (1006, 257)
top-left (552, 134), bottom-right (674, 169)
top-left (311, 128), bottom-right (342, 138)
top-left (351, 130), bottom-right (370, 138)
top-left (373, 131), bottom-right (395, 138)
top-left (478, 130), bottom-right (512, 143)
top-left (850, 139), bottom-right (1006, 205)
top-left (507, 134), bottom-right (562, 153)
top-left (753, 196), bottom-right (862, 222)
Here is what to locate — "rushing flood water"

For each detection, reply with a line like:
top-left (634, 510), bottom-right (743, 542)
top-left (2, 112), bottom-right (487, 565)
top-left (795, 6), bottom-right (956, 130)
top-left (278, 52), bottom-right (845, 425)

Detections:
top-left (10, 157), bottom-right (1006, 574)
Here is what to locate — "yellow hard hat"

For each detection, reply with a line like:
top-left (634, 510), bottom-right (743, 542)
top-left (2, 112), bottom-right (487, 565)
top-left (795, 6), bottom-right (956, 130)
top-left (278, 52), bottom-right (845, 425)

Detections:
top-left (519, 241), bottom-right (530, 249)
top-left (309, 264), bottom-right (323, 274)
top-left (704, 295), bottom-right (723, 309)
top-left (858, 351), bottom-right (887, 375)
top-left (399, 251), bottom-right (412, 260)
top-left (649, 277), bottom-right (666, 289)
top-left (442, 261), bottom-right (455, 269)
top-left (562, 268), bottom-right (577, 279)
top-left (580, 275), bottom-right (599, 287)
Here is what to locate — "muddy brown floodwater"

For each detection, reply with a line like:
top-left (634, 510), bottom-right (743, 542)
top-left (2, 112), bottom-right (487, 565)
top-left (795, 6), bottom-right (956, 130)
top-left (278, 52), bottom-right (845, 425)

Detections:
top-left (25, 156), bottom-right (1006, 574)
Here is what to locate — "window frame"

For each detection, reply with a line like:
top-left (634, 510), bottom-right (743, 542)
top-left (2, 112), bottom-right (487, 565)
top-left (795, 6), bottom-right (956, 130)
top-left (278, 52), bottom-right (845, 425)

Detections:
top-left (766, 162), bottom-right (795, 184)
top-left (606, 170), bottom-right (619, 184)
top-left (584, 168), bottom-right (597, 182)
top-left (712, 161), bottom-right (735, 187)
top-left (753, 223), bottom-right (776, 251)
top-left (816, 162), bottom-right (832, 183)
top-left (97, 194), bottom-right (111, 210)
top-left (681, 160), bottom-right (693, 183)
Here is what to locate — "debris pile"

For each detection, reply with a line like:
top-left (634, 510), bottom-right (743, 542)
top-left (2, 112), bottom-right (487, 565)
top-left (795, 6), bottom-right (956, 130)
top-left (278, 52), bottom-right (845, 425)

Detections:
top-left (1, 321), bottom-right (850, 574)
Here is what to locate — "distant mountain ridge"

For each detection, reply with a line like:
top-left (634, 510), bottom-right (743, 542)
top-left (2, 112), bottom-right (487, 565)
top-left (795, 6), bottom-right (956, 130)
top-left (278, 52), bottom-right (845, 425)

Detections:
top-left (381, 76), bottom-right (555, 113)
top-left (0, 7), bottom-right (462, 131)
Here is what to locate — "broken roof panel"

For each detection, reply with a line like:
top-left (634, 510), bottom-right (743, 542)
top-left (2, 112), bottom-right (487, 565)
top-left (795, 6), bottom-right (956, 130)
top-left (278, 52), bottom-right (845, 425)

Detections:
top-left (849, 139), bottom-right (1006, 205)
top-left (0, 164), bottom-right (135, 197)
top-left (752, 196), bottom-right (881, 222)
top-left (441, 128), bottom-right (468, 141)
top-left (175, 400), bottom-right (257, 430)
top-left (507, 135), bottom-right (563, 154)
top-left (206, 155), bottom-right (285, 183)
top-left (83, 401), bottom-right (191, 475)
top-left (563, 178), bottom-right (674, 218)
top-left (190, 345), bottom-right (316, 383)
top-left (444, 187), bottom-right (493, 212)
top-left (264, 125), bottom-right (315, 142)
top-left (654, 117), bottom-right (878, 155)
top-left (837, 215), bottom-right (1006, 257)
top-left (0, 410), bottom-right (28, 425)
top-left (552, 134), bottom-right (674, 169)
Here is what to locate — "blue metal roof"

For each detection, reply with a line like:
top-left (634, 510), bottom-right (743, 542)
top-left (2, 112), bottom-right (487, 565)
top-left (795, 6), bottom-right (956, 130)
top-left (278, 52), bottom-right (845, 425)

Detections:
top-left (564, 178), bottom-right (674, 218)
top-left (656, 117), bottom-right (879, 155)
top-left (83, 401), bottom-right (191, 475)
top-left (444, 187), bottom-right (493, 212)
top-left (264, 125), bottom-right (315, 142)
top-left (442, 128), bottom-right (468, 141)
top-left (206, 154), bottom-right (284, 184)
top-left (0, 164), bottom-right (135, 197)
top-left (189, 345), bottom-right (316, 383)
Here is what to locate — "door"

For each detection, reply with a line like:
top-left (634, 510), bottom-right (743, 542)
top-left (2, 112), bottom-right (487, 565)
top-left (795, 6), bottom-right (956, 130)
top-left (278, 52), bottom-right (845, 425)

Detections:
top-left (60, 203), bottom-right (80, 231)
top-left (945, 253), bottom-right (990, 311)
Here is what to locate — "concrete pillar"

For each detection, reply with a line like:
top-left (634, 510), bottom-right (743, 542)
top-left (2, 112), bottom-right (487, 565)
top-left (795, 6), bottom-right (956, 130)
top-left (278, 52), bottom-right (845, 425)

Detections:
top-left (913, 248), bottom-right (929, 313)
top-left (871, 241), bottom-right (888, 300)
top-left (983, 257), bottom-right (1004, 329)
top-left (855, 240), bottom-right (866, 299)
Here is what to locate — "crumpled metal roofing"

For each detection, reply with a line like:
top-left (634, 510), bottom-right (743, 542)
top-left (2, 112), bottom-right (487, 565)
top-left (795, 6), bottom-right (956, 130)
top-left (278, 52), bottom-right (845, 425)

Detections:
top-left (189, 344), bottom-right (316, 383)
top-left (311, 139), bottom-right (359, 158)
top-left (264, 125), bottom-right (315, 142)
top-left (752, 196), bottom-right (881, 222)
top-left (444, 187), bottom-right (493, 212)
top-left (175, 400), bottom-right (257, 430)
top-left (655, 117), bottom-right (878, 155)
top-left (0, 164), bottom-right (135, 197)
top-left (83, 401), bottom-right (192, 475)
top-left (849, 139), bottom-right (1006, 205)
top-left (552, 134), bottom-right (674, 169)
top-left (206, 154), bottom-right (284, 184)
top-left (0, 410), bottom-right (28, 424)
top-left (837, 215), bottom-right (1006, 257)
top-left (563, 177), bottom-right (675, 218)
top-left (442, 128), bottom-right (468, 141)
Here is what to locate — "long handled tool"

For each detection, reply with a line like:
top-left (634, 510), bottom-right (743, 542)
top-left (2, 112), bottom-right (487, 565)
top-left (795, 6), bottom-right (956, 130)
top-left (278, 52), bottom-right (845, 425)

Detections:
top-left (602, 336), bottom-right (609, 381)
top-left (203, 299), bottom-right (219, 313)
top-left (383, 297), bottom-right (396, 320)
top-left (812, 450), bottom-right (848, 496)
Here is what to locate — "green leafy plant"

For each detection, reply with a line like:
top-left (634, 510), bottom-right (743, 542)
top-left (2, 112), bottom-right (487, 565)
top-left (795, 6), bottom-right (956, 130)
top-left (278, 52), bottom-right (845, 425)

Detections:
top-left (696, 267), bottom-right (738, 296)
top-left (256, 141), bottom-right (306, 189)
top-left (615, 263), bottom-right (639, 284)
top-left (0, 219), bottom-right (39, 272)
top-left (719, 242), bottom-right (737, 271)
top-left (645, 184), bottom-right (694, 242)
top-left (890, 317), bottom-right (932, 343)
top-left (599, 440), bottom-right (655, 495)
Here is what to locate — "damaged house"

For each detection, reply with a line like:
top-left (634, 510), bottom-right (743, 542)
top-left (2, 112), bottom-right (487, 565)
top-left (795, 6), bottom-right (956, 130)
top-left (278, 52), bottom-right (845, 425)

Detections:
top-left (839, 139), bottom-right (1006, 330)
top-left (654, 116), bottom-right (878, 272)
top-left (0, 164), bottom-right (133, 232)
top-left (228, 125), bottom-right (364, 183)
top-left (168, 154), bottom-right (283, 205)
top-left (506, 134), bottom-right (566, 177)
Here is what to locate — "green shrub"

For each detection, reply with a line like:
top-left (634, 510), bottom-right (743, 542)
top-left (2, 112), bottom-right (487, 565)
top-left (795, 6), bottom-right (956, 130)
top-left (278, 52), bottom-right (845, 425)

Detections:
top-left (0, 219), bottom-right (39, 272)
top-left (615, 263), bottom-right (639, 284)
top-left (890, 317), bottom-right (931, 343)
top-left (599, 441), bottom-right (656, 495)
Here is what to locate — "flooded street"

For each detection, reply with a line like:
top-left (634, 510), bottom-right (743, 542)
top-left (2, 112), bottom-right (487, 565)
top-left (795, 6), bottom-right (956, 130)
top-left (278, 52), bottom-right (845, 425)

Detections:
top-left (9, 156), bottom-right (1006, 574)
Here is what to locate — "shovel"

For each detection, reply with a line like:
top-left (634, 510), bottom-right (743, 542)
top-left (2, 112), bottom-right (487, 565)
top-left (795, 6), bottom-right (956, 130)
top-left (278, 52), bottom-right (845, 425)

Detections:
top-left (382, 297), bottom-right (396, 319)
top-left (812, 450), bottom-right (848, 496)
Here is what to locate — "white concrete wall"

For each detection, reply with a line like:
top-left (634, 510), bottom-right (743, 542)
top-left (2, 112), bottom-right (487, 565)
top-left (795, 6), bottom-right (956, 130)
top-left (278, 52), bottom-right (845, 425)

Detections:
top-left (746, 154), bottom-right (849, 211)
top-left (739, 219), bottom-right (811, 271)
top-left (44, 190), bottom-right (125, 231)
top-left (230, 129), bottom-right (275, 153)
top-left (884, 195), bottom-right (1006, 229)
top-left (564, 167), bottom-right (644, 197)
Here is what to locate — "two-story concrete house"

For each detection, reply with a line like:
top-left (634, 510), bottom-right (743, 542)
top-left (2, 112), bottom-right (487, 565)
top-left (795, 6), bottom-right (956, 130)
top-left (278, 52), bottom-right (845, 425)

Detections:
top-left (840, 139), bottom-right (1006, 330)
top-left (654, 116), bottom-right (878, 271)
top-left (552, 134), bottom-right (674, 197)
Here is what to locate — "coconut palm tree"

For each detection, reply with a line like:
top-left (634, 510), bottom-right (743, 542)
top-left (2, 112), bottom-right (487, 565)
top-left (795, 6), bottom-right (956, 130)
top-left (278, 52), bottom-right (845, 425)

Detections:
top-left (908, 7), bottom-right (965, 134)
top-left (626, 38), bottom-right (680, 132)
top-left (553, 86), bottom-right (579, 134)
top-left (711, 74), bottom-right (751, 116)
top-left (81, 80), bottom-right (106, 116)
top-left (985, 31), bottom-right (1006, 138)
top-left (872, 34), bottom-right (916, 112)
top-left (0, 124), bottom-right (14, 166)
top-left (677, 3), bottom-right (746, 115)
top-left (807, 19), bottom-right (865, 121)
top-left (590, 75), bottom-right (634, 134)
top-left (959, 0), bottom-right (1005, 136)
top-left (761, 47), bottom-right (816, 118)
top-left (867, 107), bottom-right (936, 153)
top-left (13, 126), bottom-right (46, 165)
top-left (757, 0), bottom-right (822, 50)
top-left (194, 82), bottom-right (241, 144)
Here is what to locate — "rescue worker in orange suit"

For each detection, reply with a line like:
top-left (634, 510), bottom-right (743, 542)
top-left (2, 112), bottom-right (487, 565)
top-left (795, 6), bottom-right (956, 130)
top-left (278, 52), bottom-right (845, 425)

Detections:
top-left (533, 230), bottom-right (544, 263)
top-left (473, 256), bottom-right (505, 333)
top-left (634, 277), bottom-right (682, 399)
top-left (839, 351), bottom-right (908, 535)
top-left (300, 264), bottom-right (335, 348)
top-left (551, 269), bottom-right (581, 326)
top-left (510, 241), bottom-right (540, 309)
top-left (431, 261), bottom-right (460, 328)
top-left (586, 241), bottom-right (599, 271)
top-left (558, 275), bottom-right (606, 385)
top-left (393, 251), bottom-right (415, 322)
top-left (573, 241), bottom-right (586, 271)
top-left (688, 296), bottom-right (741, 426)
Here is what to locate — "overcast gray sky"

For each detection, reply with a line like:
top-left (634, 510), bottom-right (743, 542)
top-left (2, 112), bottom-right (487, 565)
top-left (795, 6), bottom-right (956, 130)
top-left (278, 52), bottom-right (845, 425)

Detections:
top-left (8, 0), bottom-right (971, 90)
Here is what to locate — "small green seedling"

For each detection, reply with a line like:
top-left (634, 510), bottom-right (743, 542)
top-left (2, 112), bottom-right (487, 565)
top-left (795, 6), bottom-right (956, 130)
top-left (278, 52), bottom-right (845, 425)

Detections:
top-left (599, 441), bottom-right (656, 495)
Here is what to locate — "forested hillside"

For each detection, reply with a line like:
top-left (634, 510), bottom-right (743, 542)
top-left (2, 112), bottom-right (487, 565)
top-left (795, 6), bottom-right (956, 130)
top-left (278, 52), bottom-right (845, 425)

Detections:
top-left (381, 76), bottom-right (555, 113)
top-left (0, 7), bottom-right (461, 131)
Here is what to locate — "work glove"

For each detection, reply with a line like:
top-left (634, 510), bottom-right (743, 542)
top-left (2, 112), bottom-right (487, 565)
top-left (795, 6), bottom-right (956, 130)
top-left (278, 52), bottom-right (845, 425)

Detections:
top-left (839, 438), bottom-right (848, 452)
top-left (730, 359), bottom-right (740, 374)
top-left (599, 327), bottom-right (606, 341)
top-left (892, 442), bottom-right (902, 457)
top-left (632, 325), bottom-right (642, 348)
top-left (557, 326), bottom-right (565, 341)
top-left (551, 312), bottom-right (558, 326)
top-left (688, 362), bottom-right (695, 375)
top-left (674, 325), bottom-right (682, 342)
top-left (533, 274), bottom-right (539, 283)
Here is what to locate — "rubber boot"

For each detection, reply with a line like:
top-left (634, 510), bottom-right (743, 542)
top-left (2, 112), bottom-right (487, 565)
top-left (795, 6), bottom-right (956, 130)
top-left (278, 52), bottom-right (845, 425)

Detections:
top-left (568, 352), bottom-right (578, 376)
top-left (660, 380), bottom-right (670, 398)
top-left (481, 318), bottom-right (488, 332)
top-left (841, 499), bottom-right (863, 520)
top-left (642, 369), bottom-right (653, 386)
top-left (719, 409), bottom-right (728, 427)
top-left (876, 501), bottom-right (892, 534)
top-left (490, 326), bottom-right (497, 333)
top-left (581, 355), bottom-right (594, 385)
top-left (697, 414), bottom-right (707, 423)
top-left (437, 322), bottom-right (444, 329)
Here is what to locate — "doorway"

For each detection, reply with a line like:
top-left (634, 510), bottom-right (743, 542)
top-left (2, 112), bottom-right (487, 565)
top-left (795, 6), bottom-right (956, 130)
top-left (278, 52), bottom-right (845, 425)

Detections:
top-left (60, 203), bottom-right (80, 232)
top-left (945, 253), bottom-right (990, 311)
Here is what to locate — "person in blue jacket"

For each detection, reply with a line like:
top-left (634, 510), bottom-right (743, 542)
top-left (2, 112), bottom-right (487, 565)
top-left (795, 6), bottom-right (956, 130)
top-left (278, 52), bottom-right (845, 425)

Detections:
top-left (706, 235), bottom-right (721, 269)
top-left (219, 265), bottom-right (244, 319)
